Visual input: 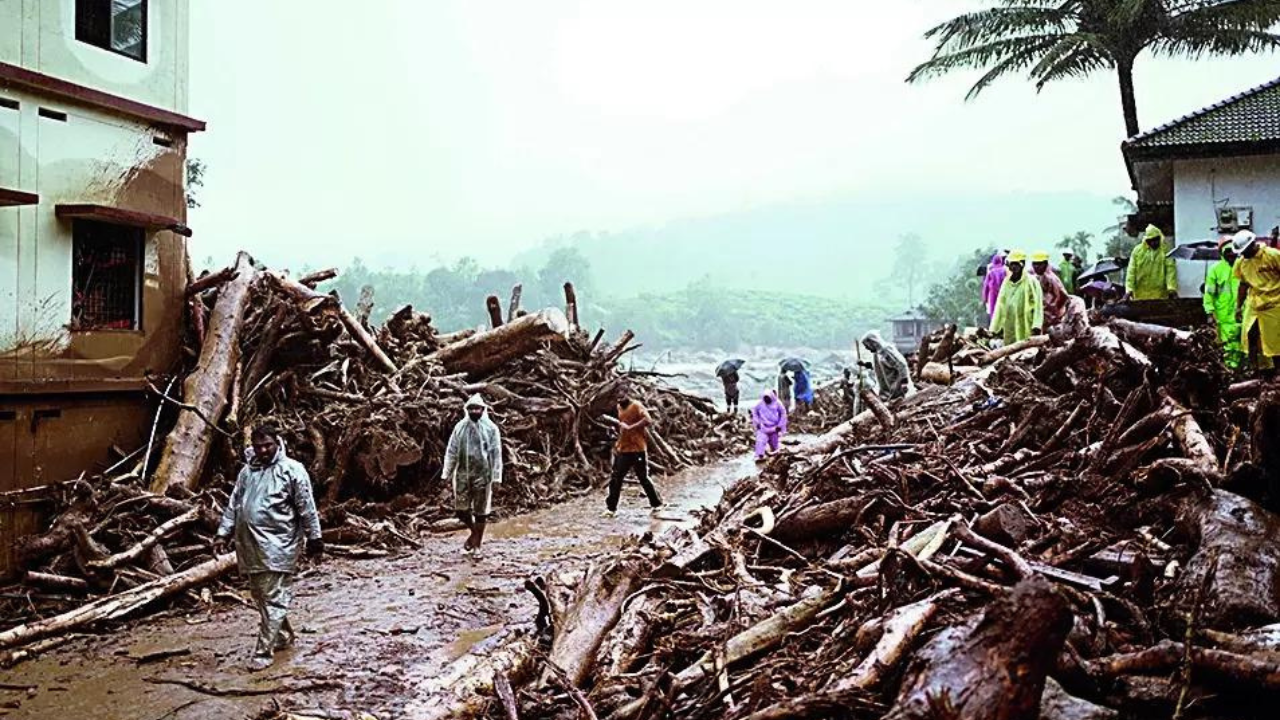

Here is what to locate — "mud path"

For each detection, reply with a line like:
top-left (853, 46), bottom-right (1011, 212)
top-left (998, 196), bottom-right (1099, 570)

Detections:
top-left (0, 454), bottom-right (759, 720)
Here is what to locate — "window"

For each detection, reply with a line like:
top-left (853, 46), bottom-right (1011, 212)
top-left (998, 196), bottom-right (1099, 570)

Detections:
top-left (71, 221), bottom-right (144, 331)
top-left (76, 0), bottom-right (147, 62)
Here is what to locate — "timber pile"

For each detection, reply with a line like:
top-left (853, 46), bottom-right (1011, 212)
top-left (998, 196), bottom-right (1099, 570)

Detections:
top-left (0, 257), bottom-right (734, 659)
top-left (446, 316), bottom-right (1280, 720)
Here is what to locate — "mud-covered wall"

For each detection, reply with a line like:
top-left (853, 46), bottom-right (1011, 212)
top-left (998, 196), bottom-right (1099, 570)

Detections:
top-left (0, 0), bottom-right (190, 115)
top-left (0, 85), bottom-right (189, 386)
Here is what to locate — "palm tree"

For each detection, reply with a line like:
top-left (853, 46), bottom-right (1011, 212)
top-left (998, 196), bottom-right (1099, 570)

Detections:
top-left (907, 1), bottom-right (1280, 138)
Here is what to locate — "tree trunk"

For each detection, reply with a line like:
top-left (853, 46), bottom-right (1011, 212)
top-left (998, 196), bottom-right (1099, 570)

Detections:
top-left (1176, 489), bottom-right (1280, 628)
top-left (486, 295), bottom-right (504, 328)
top-left (432, 308), bottom-right (570, 378)
top-left (507, 284), bottom-right (523, 322)
top-left (1117, 59), bottom-right (1140, 139)
top-left (542, 556), bottom-right (646, 688)
top-left (886, 576), bottom-right (1072, 720)
top-left (404, 630), bottom-right (536, 720)
top-left (0, 554), bottom-right (236, 650)
top-left (151, 252), bottom-right (257, 493)
top-left (563, 282), bottom-right (579, 328)
top-left (773, 495), bottom-right (877, 543)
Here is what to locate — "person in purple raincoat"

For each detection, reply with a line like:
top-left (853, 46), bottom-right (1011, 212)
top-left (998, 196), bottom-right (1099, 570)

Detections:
top-left (981, 252), bottom-right (1008, 319)
top-left (751, 390), bottom-right (788, 461)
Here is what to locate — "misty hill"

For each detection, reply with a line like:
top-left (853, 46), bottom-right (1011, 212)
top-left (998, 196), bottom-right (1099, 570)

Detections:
top-left (512, 192), bottom-right (1122, 305)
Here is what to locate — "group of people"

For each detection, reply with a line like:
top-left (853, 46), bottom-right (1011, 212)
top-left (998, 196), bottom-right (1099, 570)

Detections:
top-left (1203, 230), bottom-right (1280, 371)
top-left (982, 247), bottom-right (1086, 345)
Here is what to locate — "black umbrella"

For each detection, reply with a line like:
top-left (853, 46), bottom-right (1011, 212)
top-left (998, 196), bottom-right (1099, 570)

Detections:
top-left (1077, 259), bottom-right (1125, 285)
top-left (779, 358), bottom-right (809, 373)
top-left (715, 359), bottom-right (746, 378)
top-left (1167, 240), bottom-right (1220, 261)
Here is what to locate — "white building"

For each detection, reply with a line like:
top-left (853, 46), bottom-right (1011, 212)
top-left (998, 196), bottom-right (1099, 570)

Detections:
top-left (1125, 75), bottom-right (1280, 280)
top-left (1, 0), bottom-right (202, 574)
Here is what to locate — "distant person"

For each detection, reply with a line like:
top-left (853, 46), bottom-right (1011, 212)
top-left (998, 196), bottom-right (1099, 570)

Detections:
top-left (1233, 230), bottom-right (1280, 373)
top-left (442, 395), bottom-right (504, 558)
top-left (777, 371), bottom-right (793, 410)
top-left (605, 391), bottom-right (664, 517)
top-left (793, 367), bottom-right (814, 412)
top-left (721, 368), bottom-right (740, 414)
top-left (860, 330), bottom-right (914, 401)
top-left (1203, 237), bottom-right (1243, 369)
top-left (1059, 251), bottom-right (1079, 294)
top-left (215, 424), bottom-right (322, 672)
top-left (988, 250), bottom-right (1044, 344)
top-left (1125, 225), bottom-right (1178, 301)
top-left (981, 251), bottom-right (1008, 320)
top-left (751, 390), bottom-right (788, 461)
top-left (842, 362), bottom-right (880, 417)
top-left (1031, 251), bottom-right (1069, 328)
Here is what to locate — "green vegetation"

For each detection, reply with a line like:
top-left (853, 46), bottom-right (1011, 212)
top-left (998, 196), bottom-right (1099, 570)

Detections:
top-left (908, 1), bottom-right (1280, 138)
top-left (922, 247), bottom-right (996, 328)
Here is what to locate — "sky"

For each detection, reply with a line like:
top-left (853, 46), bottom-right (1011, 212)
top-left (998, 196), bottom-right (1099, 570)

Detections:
top-left (187, 0), bottom-right (1280, 271)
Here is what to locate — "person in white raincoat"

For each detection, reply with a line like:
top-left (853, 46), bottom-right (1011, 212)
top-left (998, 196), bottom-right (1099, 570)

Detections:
top-left (443, 394), bottom-right (503, 557)
top-left (861, 330), bottom-right (916, 401)
top-left (214, 425), bottom-right (322, 671)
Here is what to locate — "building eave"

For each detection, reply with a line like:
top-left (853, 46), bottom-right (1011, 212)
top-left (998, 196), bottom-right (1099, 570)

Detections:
top-left (0, 61), bottom-right (205, 133)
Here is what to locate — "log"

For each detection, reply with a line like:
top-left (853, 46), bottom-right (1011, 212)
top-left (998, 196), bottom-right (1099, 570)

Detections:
top-left (1109, 318), bottom-right (1193, 345)
top-left (599, 330), bottom-right (636, 367)
top-left (437, 327), bottom-right (478, 345)
top-left (507, 284), bottom-right (523, 323)
top-left (298, 267), bottom-right (338, 287)
top-left (1040, 678), bottom-right (1118, 720)
top-left (543, 556), bottom-right (646, 688)
top-left (0, 554), bottom-right (236, 651)
top-left (860, 388), bottom-right (895, 430)
top-left (1175, 489), bottom-right (1280, 627)
top-left (1164, 394), bottom-right (1218, 475)
top-left (184, 266), bottom-right (235, 297)
top-left (23, 571), bottom-right (89, 592)
top-left (85, 508), bottom-right (200, 570)
top-left (886, 576), bottom-right (1071, 720)
top-left (1084, 639), bottom-right (1280, 693)
top-left (920, 361), bottom-right (980, 385)
top-left (432, 308), bottom-right (570, 378)
top-left (271, 272), bottom-right (400, 374)
top-left (773, 495), bottom-right (876, 543)
top-left (151, 252), bottom-right (257, 493)
top-left (828, 591), bottom-right (951, 693)
top-left (404, 630), bottom-right (536, 720)
top-left (796, 383), bottom-right (953, 459)
top-left (486, 295), bottom-right (504, 328)
top-left (564, 282), bottom-right (579, 328)
top-left (974, 502), bottom-right (1037, 546)
top-left (929, 324), bottom-right (958, 363)
top-left (337, 302), bottom-right (399, 375)
top-left (979, 335), bottom-right (1049, 364)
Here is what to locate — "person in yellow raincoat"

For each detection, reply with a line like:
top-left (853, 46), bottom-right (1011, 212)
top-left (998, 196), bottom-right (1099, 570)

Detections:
top-left (1232, 230), bottom-right (1280, 373)
top-left (1125, 225), bottom-right (1178, 301)
top-left (988, 250), bottom-right (1044, 344)
top-left (1203, 237), bottom-right (1243, 369)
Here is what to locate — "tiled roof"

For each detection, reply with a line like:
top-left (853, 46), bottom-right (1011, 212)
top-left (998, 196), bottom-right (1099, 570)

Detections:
top-left (1126, 75), bottom-right (1280, 150)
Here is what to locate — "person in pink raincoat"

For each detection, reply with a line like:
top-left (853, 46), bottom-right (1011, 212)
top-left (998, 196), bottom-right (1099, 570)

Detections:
top-left (982, 252), bottom-right (1007, 318)
top-left (751, 390), bottom-right (788, 461)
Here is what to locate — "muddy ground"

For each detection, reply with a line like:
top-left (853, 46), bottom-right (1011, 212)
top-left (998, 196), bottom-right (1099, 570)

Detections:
top-left (0, 454), bottom-right (763, 720)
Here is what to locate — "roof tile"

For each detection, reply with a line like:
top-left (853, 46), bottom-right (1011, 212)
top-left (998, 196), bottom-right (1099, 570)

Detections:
top-left (1126, 75), bottom-right (1280, 149)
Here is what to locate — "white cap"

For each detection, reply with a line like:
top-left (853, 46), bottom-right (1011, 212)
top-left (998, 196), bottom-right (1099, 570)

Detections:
top-left (1233, 230), bottom-right (1258, 255)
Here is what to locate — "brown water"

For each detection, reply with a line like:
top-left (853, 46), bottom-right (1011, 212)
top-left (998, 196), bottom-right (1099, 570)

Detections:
top-left (0, 454), bottom-right (758, 720)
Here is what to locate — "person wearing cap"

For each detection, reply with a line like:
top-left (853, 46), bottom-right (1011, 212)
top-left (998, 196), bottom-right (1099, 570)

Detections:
top-left (443, 394), bottom-right (504, 557)
top-left (1232, 230), bottom-right (1280, 372)
top-left (1203, 236), bottom-right (1243, 369)
top-left (1125, 225), bottom-right (1178, 301)
top-left (987, 250), bottom-right (1044, 344)
top-left (1058, 251), bottom-right (1079, 294)
top-left (1031, 251), bottom-right (1069, 328)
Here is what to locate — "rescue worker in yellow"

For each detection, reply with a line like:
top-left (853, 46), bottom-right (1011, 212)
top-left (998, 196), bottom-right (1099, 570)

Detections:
top-left (1124, 225), bottom-right (1178, 301)
top-left (1232, 230), bottom-right (1280, 373)
top-left (987, 250), bottom-right (1044, 344)
top-left (1203, 236), bottom-right (1243, 369)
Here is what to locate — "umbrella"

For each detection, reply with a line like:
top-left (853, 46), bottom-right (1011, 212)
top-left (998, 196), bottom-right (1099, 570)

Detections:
top-left (1077, 259), bottom-right (1125, 285)
top-left (1079, 279), bottom-right (1123, 299)
top-left (715, 359), bottom-right (746, 378)
top-left (779, 358), bottom-right (810, 374)
top-left (1167, 240), bottom-right (1221, 262)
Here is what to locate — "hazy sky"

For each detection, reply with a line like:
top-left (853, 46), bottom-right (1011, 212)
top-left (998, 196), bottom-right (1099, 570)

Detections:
top-left (187, 1), bottom-right (1280, 270)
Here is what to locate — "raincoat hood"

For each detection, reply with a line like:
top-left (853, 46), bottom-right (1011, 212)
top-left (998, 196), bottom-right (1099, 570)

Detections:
top-left (244, 437), bottom-right (288, 467)
top-left (861, 330), bottom-right (884, 351)
top-left (1143, 224), bottom-right (1165, 243)
top-left (990, 253), bottom-right (1006, 268)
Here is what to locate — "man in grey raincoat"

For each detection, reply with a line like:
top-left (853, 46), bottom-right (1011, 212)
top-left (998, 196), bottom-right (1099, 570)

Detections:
top-left (214, 425), bottom-right (322, 671)
top-left (861, 330), bottom-right (916, 401)
top-left (443, 394), bottom-right (503, 557)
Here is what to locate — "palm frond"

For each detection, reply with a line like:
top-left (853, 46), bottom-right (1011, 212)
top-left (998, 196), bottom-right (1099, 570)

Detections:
top-left (1151, 28), bottom-right (1280, 57)
top-left (963, 37), bottom-right (1066, 98)
top-left (907, 35), bottom-right (1063, 85)
top-left (923, 5), bottom-right (1076, 50)
top-left (1030, 36), bottom-right (1113, 87)
top-left (1169, 0), bottom-right (1280, 29)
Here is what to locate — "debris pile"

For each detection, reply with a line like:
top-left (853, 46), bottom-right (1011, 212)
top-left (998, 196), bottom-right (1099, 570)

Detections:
top-left (0, 253), bottom-right (736, 661)
top-left (438, 317), bottom-right (1280, 720)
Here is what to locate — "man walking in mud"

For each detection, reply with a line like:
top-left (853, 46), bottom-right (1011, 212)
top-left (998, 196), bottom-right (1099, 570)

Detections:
top-left (443, 394), bottom-right (504, 558)
top-left (605, 390), bottom-right (664, 517)
top-left (215, 424), bottom-right (323, 671)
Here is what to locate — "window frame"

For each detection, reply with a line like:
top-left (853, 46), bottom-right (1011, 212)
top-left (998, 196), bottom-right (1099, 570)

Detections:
top-left (70, 220), bottom-right (146, 333)
top-left (75, 0), bottom-right (149, 64)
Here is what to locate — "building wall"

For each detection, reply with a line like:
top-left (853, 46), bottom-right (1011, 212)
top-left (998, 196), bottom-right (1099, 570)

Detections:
top-left (0, 0), bottom-right (190, 114)
top-left (1173, 154), bottom-right (1280, 297)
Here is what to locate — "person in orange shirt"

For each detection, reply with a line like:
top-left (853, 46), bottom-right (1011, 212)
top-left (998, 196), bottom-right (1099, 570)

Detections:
top-left (605, 392), bottom-right (664, 517)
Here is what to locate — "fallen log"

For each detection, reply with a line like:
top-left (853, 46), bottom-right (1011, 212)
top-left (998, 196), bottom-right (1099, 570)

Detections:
top-left (860, 388), bottom-right (895, 430)
top-left (920, 361), bottom-right (979, 385)
top-left (507, 284), bottom-right (523, 323)
top-left (542, 556), bottom-right (646, 688)
top-left (1176, 489), bottom-right (1280, 627)
top-left (23, 571), bottom-right (89, 592)
top-left (564, 282), bottom-right (579, 328)
top-left (886, 576), bottom-right (1071, 720)
top-left (404, 630), bottom-right (536, 720)
top-left (86, 508), bottom-right (200, 571)
top-left (773, 494), bottom-right (876, 543)
top-left (1084, 639), bottom-right (1280, 693)
top-left (1163, 393), bottom-right (1218, 475)
top-left (151, 252), bottom-right (257, 493)
top-left (828, 591), bottom-right (951, 692)
top-left (0, 554), bottom-right (236, 651)
top-left (298, 267), bottom-right (338, 287)
top-left (486, 295), bottom-right (504, 328)
top-left (1040, 678), bottom-right (1118, 720)
top-left (599, 330), bottom-right (636, 367)
top-left (1109, 318), bottom-right (1193, 345)
top-left (433, 308), bottom-right (571, 378)
top-left (979, 335), bottom-right (1049, 365)
top-left (184, 266), bottom-right (236, 297)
